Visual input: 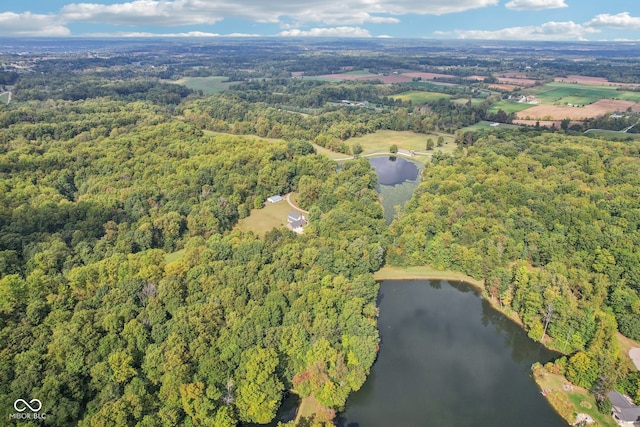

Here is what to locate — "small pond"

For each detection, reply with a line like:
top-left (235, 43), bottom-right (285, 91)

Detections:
top-left (368, 156), bottom-right (423, 224)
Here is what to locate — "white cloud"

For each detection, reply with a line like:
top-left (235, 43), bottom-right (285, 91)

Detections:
top-left (586, 12), bottom-right (640, 29)
top-left (87, 31), bottom-right (221, 37)
top-left (441, 21), bottom-right (599, 41)
top-left (505, 0), bottom-right (567, 11)
top-left (62, 1), bottom-right (223, 26)
top-left (60, 0), bottom-right (498, 27)
top-left (0, 12), bottom-right (70, 36)
top-left (277, 27), bottom-right (372, 37)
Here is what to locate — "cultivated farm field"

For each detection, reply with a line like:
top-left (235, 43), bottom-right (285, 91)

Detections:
top-left (524, 82), bottom-right (640, 105)
top-left (393, 91), bottom-right (452, 103)
top-left (516, 99), bottom-right (640, 120)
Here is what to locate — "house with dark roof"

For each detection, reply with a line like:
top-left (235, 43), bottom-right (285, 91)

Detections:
top-left (609, 391), bottom-right (640, 426)
top-left (287, 210), bottom-right (304, 223)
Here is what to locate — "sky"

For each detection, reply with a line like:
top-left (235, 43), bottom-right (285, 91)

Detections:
top-left (1, 0), bottom-right (640, 41)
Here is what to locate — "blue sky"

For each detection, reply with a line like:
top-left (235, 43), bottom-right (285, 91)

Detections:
top-left (1, 0), bottom-right (639, 40)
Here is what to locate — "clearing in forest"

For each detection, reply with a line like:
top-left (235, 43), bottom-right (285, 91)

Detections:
top-left (346, 130), bottom-right (455, 155)
top-left (174, 76), bottom-right (233, 94)
top-left (235, 197), bottom-right (298, 236)
top-left (392, 91), bottom-right (451, 104)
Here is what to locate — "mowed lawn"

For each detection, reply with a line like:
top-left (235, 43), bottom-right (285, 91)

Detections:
top-left (393, 91), bottom-right (452, 104)
top-left (347, 130), bottom-right (455, 154)
top-left (174, 76), bottom-right (234, 94)
top-left (235, 200), bottom-right (293, 235)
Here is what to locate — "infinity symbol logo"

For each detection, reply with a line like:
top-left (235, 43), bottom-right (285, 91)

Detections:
top-left (14, 399), bottom-right (42, 412)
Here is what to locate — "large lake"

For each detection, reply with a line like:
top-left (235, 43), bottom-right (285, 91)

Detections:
top-left (337, 280), bottom-right (566, 427)
top-left (368, 156), bottom-right (422, 224)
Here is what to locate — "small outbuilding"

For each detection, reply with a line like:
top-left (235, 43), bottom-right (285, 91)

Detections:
top-left (267, 195), bottom-right (283, 203)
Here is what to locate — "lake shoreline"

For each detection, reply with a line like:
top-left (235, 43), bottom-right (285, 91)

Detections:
top-left (373, 265), bottom-right (594, 427)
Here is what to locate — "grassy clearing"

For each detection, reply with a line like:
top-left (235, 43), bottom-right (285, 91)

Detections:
top-left (311, 143), bottom-right (346, 160)
top-left (346, 130), bottom-right (455, 155)
top-left (374, 265), bottom-right (484, 289)
top-left (294, 395), bottom-right (333, 425)
top-left (461, 121), bottom-right (523, 132)
top-left (392, 91), bottom-right (451, 104)
top-left (165, 249), bottom-right (185, 263)
top-left (234, 199), bottom-right (293, 236)
top-left (342, 69), bottom-right (373, 75)
top-left (585, 129), bottom-right (640, 141)
top-left (0, 92), bottom-right (9, 104)
top-left (616, 332), bottom-right (640, 372)
top-left (488, 100), bottom-right (537, 114)
top-left (174, 76), bottom-right (233, 94)
top-left (451, 97), bottom-right (485, 105)
top-left (203, 130), bottom-right (284, 143)
top-left (532, 365), bottom-right (617, 427)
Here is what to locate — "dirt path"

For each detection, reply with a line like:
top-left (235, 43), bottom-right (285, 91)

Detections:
top-left (285, 193), bottom-right (309, 214)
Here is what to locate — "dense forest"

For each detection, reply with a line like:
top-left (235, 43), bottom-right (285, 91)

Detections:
top-left (389, 131), bottom-right (640, 406)
top-left (2, 38), bottom-right (640, 425)
top-left (0, 97), bottom-right (386, 425)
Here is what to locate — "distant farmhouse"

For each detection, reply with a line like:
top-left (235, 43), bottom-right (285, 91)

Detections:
top-left (608, 391), bottom-right (640, 426)
top-left (287, 210), bottom-right (307, 234)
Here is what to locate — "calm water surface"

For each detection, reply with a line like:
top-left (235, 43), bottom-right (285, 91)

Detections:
top-left (368, 156), bottom-right (422, 223)
top-left (337, 280), bottom-right (566, 427)
top-left (368, 156), bottom-right (419, 185)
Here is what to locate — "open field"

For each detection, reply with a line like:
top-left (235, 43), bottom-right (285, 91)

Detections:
top-left (516, 99), bottom-right (640, 120)
top-left (316, 71), bottom-right (412, 84)
top-left (532, 366), bottom-right (617, 427)
top-left (497, 77), bottom-right (538, 87)
top-left (451, 97), bottom-right (485, 105)
top-left (462, 120), bottom-right (522, 131)
top-left (488, 100), bottom-right (537, 114)
top-left (489, 83), bottom-right (520, 92)
top-left (234, 199), bottom-right (293, 235)
top-left (392, 91), bottom-right (451, 103)
top-left (174, 76), bottom-right (233, 94)
top-left (525, 82), bottom-right (640, 105)
top-left (585, 129), bottom-right (640, 140)
top-left (346, 130), bottom-right (455, 155)
top-left (554, 74), bottom-right (640, 87)
top-left (513, 119), bottom-right (562, 128)
top-left (402, 72), bottom-right (455, 80)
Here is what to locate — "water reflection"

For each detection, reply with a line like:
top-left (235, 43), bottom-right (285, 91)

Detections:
top-left (368, 156), bottom-right (419, 185)
top-left (337, 280), bottom-right (565, 427)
